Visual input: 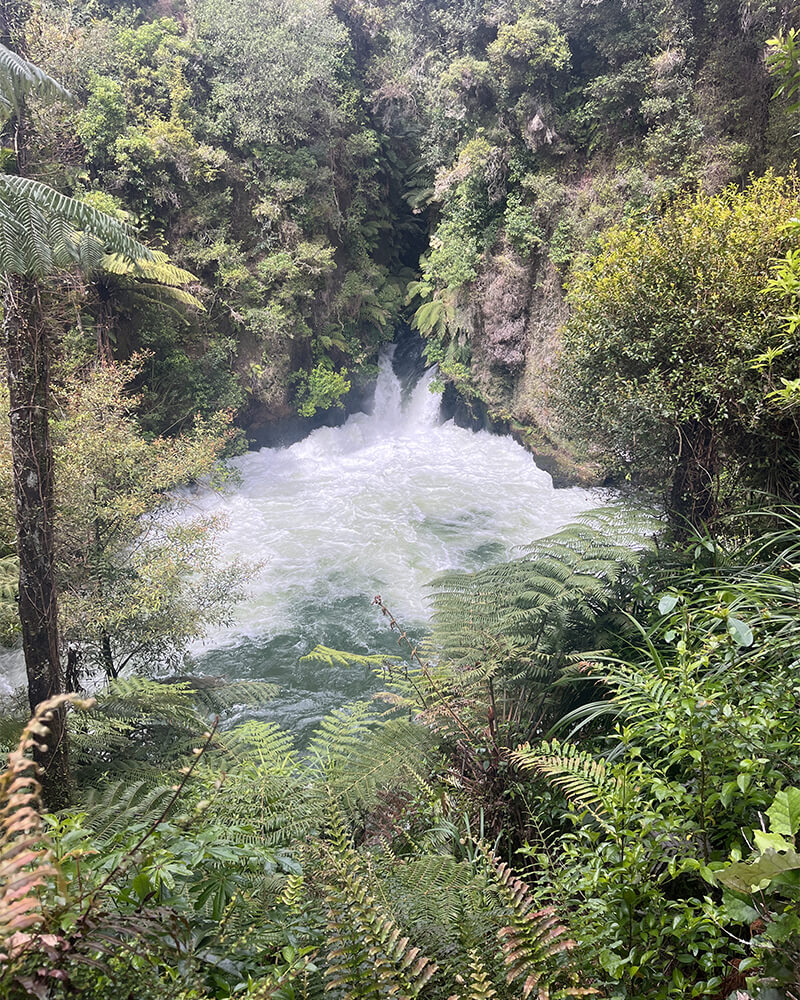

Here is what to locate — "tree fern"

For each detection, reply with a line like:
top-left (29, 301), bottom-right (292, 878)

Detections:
top-left (69, 676), bottom-right (279, 785)
top-left (94, 251), bottom-right (205, 328)
top-left (209, 721), bottom-right (316, 846)
top-left (300, 645), bottom-right (401, 672)
top-left (382, 853), bottom-right (491, 960)
top-left (162, 676), bottom-right (279, 715)
top-left (420, 510), bottom-right (657, 738)
top-left (430, 510), bottom-right (654, 667)
top-left (220, 719), bottom-right (299, 770)
top-left (307, 702), bottom-right (384, 774)
top-left (0, 43), bottom-right (70, 119)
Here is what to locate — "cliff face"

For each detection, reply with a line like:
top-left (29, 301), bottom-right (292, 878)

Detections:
top-left (457, 249), bottom-right (592, 485)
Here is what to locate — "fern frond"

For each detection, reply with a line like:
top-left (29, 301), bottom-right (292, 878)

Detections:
top-left (78, 780), bottom-right (177, 845)
top-left (489, 856), bottom-right (588, 1000)
top-left (512, 740), bottom-right (618, 832)
top-left (0, 695), bottom-right (92, 953)
top-left (0, 43), bottom-right (70, 119)
top-left (88, 676), bottom-right (203, 731)
top-left (386, 854), bottom-right (485, 939)
top-left (0, 555), bottom-right (18, 603)
top-left (459, 950), bottom-right (498, 1000)
top-left (325, 719), bottom-right (437, 816)
top-left (219, 720), bottom-right (298, 770)
top-left (99, 252), bottom-right (204, 309)
top-left (301, 644), bottom-right (402, 671)
top-left (161, 676), bottom-right (279, 715)
top-left (208, 722), bottom-right (314, 846)
top-left (427, 515), bottom-right (654, 705)
top-left (307, 702), bottom-right (382, 774)
top-left (324, 859), bottom-right (439, 998)
top-left (0, 174), bottom-right (153, 276)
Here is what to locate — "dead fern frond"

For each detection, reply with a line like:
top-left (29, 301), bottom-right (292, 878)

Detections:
top-left (489, 855), bottom-right (593, 1000)
top-left (0, 694), bottom-right (93, 960)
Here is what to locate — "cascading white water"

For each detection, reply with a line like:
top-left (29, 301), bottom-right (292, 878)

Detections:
top-left (0, 348), bottom-right (604, 724)
top-left (184, 348), bottom-right (602, 733)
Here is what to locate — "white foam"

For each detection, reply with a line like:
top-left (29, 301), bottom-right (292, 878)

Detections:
top-left (190, 348), bottom-right (601, 651)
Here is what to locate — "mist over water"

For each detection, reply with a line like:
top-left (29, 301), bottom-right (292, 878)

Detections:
top-left (187, 348), bottom-right (601, 735)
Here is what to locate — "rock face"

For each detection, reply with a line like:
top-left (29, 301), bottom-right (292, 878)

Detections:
top-left (458, 238), bottom-right (602, 487)
top-left (472, 250), bottom-right (530, 373)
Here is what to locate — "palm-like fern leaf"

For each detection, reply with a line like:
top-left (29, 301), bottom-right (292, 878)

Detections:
top-left (307, 702), bottom-right (382, 774)
top-left (0, 43), bottom-right (70, 120)
top-left (0, 174), bottom-right (153, 276)
top-left (79, 780), bottom-right (177, 845)
top-left (161, 677), bottom-right (279, 714)
top-left (384, 854), bottom-right (486, 941)
top-left (511, 740), bottom-right (619, 832)
top-left (99, 252), bottom-right (204, 310)
top-left (300, 645), bottom-right (401, 671)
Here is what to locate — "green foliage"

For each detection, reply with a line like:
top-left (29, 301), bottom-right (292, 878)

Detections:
top-left (4, 505), bottom-right (800, 999)
top-left (503, 192), bottom-right (544, 258)
top-left (191, 0), bottom-right (348, 147)
top-left (557, 173), bottom-right (800, 525)
top-left (768, 29), bottom-right (800, 113)
top-left (76, 73), bottom-right (127, 167)
top-left (487, 15), bottom-right (570, 96)
top-left (0, 554), bottom-right (18, 646)
top-left (38, 360), bottom-right (250, 680)
top-left (294, 361), bottom-right (352, 418)
top-left (713, 785), bottom-right (800, 990)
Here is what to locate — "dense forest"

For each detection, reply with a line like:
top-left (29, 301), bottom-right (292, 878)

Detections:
top-left (2, 0), bottom-right (800, 997)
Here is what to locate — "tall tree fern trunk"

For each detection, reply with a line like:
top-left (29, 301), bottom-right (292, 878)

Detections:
top-left (4, 276), bottom-right (70, 809)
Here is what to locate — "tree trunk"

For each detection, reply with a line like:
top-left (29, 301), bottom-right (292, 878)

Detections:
top-left (101, 630), bottom-right (117, 679)
top-left (4, 275), bottom-right (70, 809)
top-left (668, 419), bottom-right (719, 537)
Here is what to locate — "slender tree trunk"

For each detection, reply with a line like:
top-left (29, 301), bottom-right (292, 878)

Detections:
top-left (96, 297), bottom-right (113, 365)
top-left (93, 501), bottom-right (117, 679)
top-left (101, 631), bottom-right (117, 679)
top-left (668, 419), bottom-right (719, 537)
top-left (5, 276), bottom-right (70, 809)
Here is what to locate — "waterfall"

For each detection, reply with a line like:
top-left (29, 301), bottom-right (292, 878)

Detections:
top-left (183, 346), bottom-right (601, 732)
top-left (0, 347), bottom-right (603, 730)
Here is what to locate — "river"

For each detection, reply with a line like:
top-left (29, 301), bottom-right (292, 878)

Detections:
top-left (185, 347), bottom-right (601, 736)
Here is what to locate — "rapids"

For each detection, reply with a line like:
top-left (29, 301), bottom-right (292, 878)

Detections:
top-left (186, 348), bottom-right (601, 735)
